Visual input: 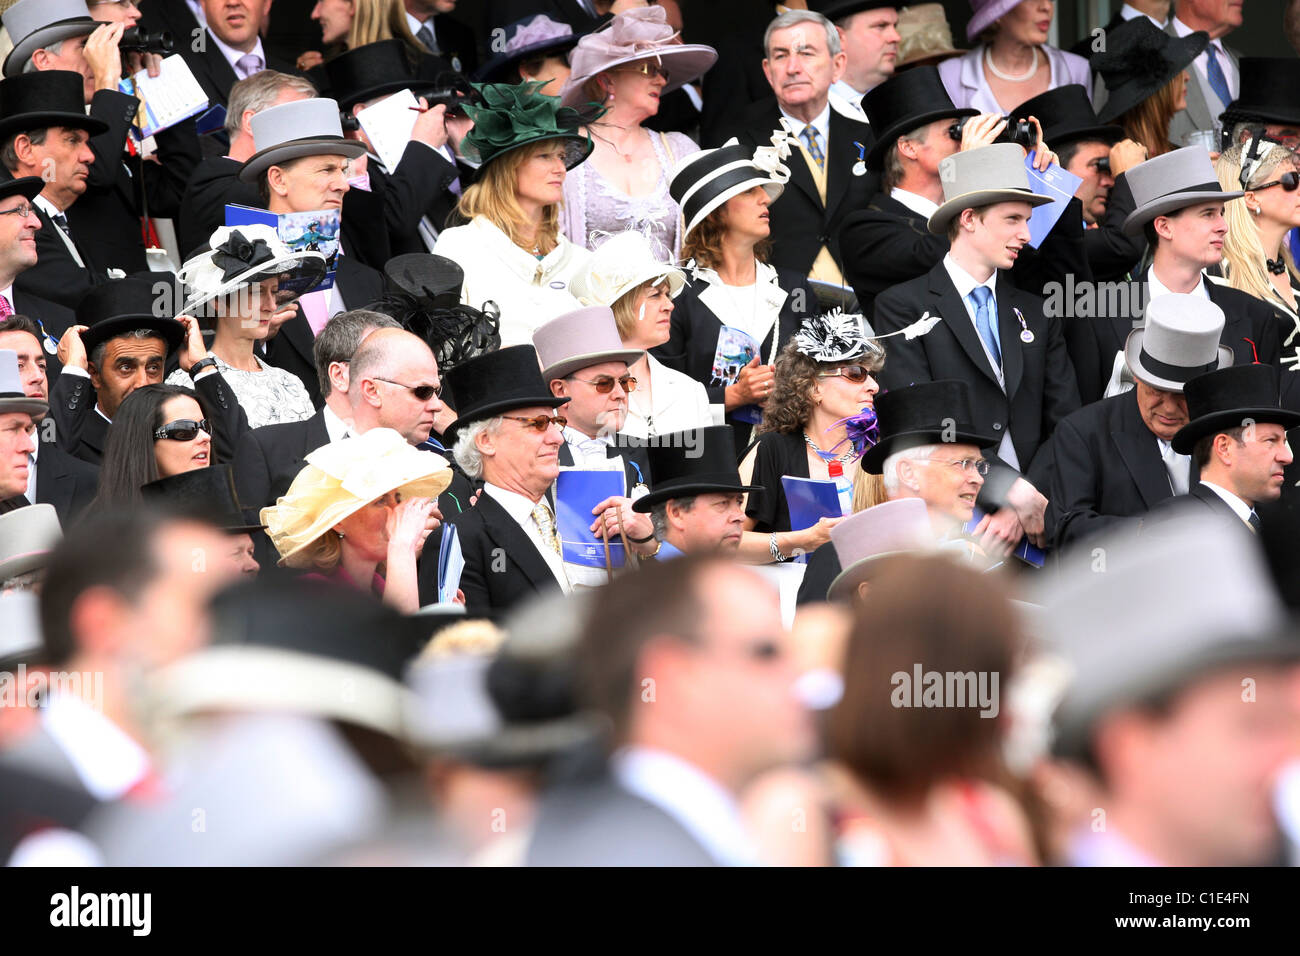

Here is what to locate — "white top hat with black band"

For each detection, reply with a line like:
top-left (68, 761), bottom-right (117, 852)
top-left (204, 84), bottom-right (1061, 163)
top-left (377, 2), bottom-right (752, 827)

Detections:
top-left (1, 0), bottom-right (97, 78)
top-left (669, 129), bottom-right (795, 239)
top-left (241, 98), bottom-right (368, 183)
top-left (1123, 294), bottom-right (1233, 393)
top-left (1122, 147), bottom-right (1244, 237)
top-left (928, 143), bottom-right (1052, 235)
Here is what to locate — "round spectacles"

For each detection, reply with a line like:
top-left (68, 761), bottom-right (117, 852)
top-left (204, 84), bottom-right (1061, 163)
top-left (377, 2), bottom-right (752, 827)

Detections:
top-left (154, 419), bottom-right (210, 442)
top-left (816, 365), bottom-right (875, 384)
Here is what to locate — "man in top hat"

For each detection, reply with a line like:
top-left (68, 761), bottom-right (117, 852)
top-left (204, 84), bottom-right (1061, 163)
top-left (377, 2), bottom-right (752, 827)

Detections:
top-left (1050, 294), bottom-right (1233, 550)
top-left (325, 39), bottom-right (474, 256)
top-left (873, 145), bottom-right (1081, 550)
top-left (177, 70), bottom-right (319, 260)
top-left (240, 97), bottom-right (387, 405)
top-left (1070, 146), bottom-right (1283, 405)
top-left (1, 70), bottom-right (111, 309)
top-left (432, 345), bottom-right (572, 613)
top-left (1011, 85), bottom-right (1148, 292)
top-left (795, 496), bottom-right (935, 605)
top-left (817, 1), bottom-right (902, 121)
top-left (0, 319), bottom-right (98, 523)
top-left (1040, 519), bottom-right (1300, 866)
top-left (52, 277), bottom-right (247, 465)
top-left (1219, 58), bottom-right (1300, 153)
top-left (0, 350), bottom-right (46, 503)
top-left (720, 8), bottom-right (875, 285)
top-left (1143, 363), bottom-right (1300, 533)
top-left (1166, 0), bottom-right (1243, 145)
top-left (140, 464), bottom-right (261, 577)
top-left (632, 425), bottom-right (762, 560)
top-left (839, 66), bottom-right (1085, 315)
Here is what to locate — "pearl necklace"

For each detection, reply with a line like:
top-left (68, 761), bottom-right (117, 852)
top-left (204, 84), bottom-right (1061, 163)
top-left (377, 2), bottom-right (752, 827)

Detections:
top-left (984, 45), bottom-right (1040, 83)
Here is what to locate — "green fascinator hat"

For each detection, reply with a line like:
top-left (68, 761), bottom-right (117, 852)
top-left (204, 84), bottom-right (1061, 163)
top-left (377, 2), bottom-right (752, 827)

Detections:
top-left (461, 80), bottom-right (603, 170)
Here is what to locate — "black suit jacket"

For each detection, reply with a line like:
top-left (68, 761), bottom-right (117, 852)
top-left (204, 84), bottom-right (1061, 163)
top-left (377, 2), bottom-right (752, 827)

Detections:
top-left (873, 261), bottom-right (1081, 491)
top-left (35, 442), bottom-right (100, 525)
top-left (1048, 389), bottom-right (1193, 550)
top-left (232, 408), bottom-right (331, 512)
top-left (1142, 480), bottom-right (1255, 535)
top-left (425, 491), bottom-right (564, 613)
top-left (367, 144), bottom-right (461, 255)
top-left (177, 156), bottom-right (259, 260)
top-left (725, 100), bottom-right (875, 278)
top-left (180, 29), bottom-right (297, 112)
top-left (1083, 173), bottom-right (1146, 282)
top-left (14, 205), bottom-right (102, 309)
top-left (424, 14), bottom-right (479, 75)
top-left (10, 288), bottom-right (75, 385)
top-left (487, 0), bottom-right (603, 32)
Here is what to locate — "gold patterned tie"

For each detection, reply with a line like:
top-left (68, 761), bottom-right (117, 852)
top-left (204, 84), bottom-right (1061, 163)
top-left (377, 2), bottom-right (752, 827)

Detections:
top-left (532, 502), bottom-right (562, 556)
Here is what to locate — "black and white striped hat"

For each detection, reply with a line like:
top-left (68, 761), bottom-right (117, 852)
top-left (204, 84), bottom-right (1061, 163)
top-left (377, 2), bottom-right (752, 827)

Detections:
top-left (669, 130), bottom-right (794, 239)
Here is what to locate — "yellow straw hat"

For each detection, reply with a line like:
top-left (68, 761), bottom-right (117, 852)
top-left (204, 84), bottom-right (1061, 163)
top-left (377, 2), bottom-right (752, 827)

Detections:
top-left (261, 428), bottom-right (453, 568)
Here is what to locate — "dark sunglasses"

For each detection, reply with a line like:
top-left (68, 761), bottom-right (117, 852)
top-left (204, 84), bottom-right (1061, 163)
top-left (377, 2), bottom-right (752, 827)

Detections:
top-left (154, 418), bottom-right (209, 441)
top-left (816, 364), bottom-right (874, 384)
top-left (373, 377), bottom-right (442, 401)
top-left (569, 373), bottom-right (638, 394)
top-left (502, 414), bottom-right (567, 432)
top-left (1254, 171), bottom-right (1300, 192)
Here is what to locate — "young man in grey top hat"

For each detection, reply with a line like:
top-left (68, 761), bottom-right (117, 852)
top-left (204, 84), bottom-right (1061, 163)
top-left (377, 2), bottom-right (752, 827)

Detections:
top-left (874, 143), bottom-right (1081, 553)
top-left (1049, 293), bottom-right (1233, 550)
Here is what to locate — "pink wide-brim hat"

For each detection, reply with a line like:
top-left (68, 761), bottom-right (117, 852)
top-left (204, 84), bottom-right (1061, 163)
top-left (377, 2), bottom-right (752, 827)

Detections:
top-left (965, 0), bottom-right (1029, 42)
top-left (559, 5), bottom-right (717, 108)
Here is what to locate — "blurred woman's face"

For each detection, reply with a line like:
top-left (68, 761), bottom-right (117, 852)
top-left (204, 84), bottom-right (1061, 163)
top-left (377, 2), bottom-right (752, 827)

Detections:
top-left (312, 0), bottom-right (354, 45)
top-left (721, 185), bottom-right (772, 244)
top-left (154, 395), bottom-right (211, 478)
top-left (1249, 157), bottom-right (1300, 230)
top-left (622, 281), bottom-right (674, 350)
top-left (998, 0), bottom-right (1054, 47)
top-left (514, 141), bottom-right (569, 211)
top-left (519, 54), bottom-right (571, 94)
top-left (335, 489), bottom-right (400, 564)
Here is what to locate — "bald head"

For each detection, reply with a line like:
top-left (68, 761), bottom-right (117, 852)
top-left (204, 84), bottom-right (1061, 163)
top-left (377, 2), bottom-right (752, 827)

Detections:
top-left (348, 329), bottom-right (443, 444)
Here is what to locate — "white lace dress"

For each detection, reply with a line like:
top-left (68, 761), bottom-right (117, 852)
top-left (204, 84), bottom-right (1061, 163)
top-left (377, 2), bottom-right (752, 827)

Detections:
top-left (167, 354), bottom-right (315, 429)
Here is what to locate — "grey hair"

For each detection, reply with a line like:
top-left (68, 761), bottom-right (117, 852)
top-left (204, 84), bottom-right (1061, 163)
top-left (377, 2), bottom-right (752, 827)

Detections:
top-left (313, 309), bottom-right (401, 398)
top-left (649, 496), bottom-right (696, 541)
top-left (881, 443), bottom-right (938, 497)
top-left (22, 41), bottom-right (64, 74)
top-left (225, 70), bottom-right (318, 138)
top-left (452, 417), bottom-right (503, 480)
top-left (89, 328), bottom-right (166, 370)
top-left (882, 121), bottom-right (930, 191)
top-left (764, 9), bottom-right (842, 58)
top-left (1, 127), bottom-right (46, 174)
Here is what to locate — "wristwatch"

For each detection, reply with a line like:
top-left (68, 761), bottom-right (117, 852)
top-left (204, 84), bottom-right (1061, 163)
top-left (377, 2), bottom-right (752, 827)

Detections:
top-left (188, 355), bottom-right (218, 377)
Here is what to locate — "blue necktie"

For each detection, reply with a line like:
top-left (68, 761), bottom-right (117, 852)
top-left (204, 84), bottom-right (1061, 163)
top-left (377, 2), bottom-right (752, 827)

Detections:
top-left (800, 125), bottom-right (826, 172)
top-left (1205, 44), bottom-right (1232, 108)
top-left (969, 285), bottom-right (1001, 367)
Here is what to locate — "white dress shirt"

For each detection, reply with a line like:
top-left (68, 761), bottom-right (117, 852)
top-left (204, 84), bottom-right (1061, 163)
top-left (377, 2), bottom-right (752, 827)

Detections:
top-left (323, 404), bottom-right (351, 444)
top-left (778, 101), bottom-right (831, 157)
top-left (942, 254), bottom-right (1020, 469)
top-left (1199, 479), bottom-right (1254, 525)
top-left (1147, 265), bottom-right (1211, 302)
top-left (24, 440), bottom-right (36, 504)
top-left (0, 283), bottom-right (13, 312)
top-left (34, 195), bottom-right (83, 267)
top-left (207, 28), bottom-right (267, 80)
top-left (890, 187), bottom-right (939, 219)
top-left (1120, 3), bottom-right (1165, 27)
top-left (829, 79), bottom-right (868, 123)
top-left (1157, 437), bottom-right (1190, 495)
top-left (482, 482), bottom-right (571, 591)
top-left (612, 746), bottom-right (758, 866)
top-left (1171, 16), bottom-right (1237, 109)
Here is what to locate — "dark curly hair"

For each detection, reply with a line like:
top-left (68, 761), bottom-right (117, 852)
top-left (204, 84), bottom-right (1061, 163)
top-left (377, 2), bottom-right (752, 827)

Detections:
top-left (756, 338), bottom-right (885, 435)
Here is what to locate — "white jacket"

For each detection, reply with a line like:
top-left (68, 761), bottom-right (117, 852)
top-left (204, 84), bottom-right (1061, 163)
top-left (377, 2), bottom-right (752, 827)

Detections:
top-left (620, 353), bottom-right (719, 440)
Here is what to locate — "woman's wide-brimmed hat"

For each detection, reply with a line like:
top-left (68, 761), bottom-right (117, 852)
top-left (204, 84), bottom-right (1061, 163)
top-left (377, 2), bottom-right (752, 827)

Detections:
top-left (964, 0), bottom-right (1027, 42)
top-left (1123, 293), bottom-right (1233, 393)
top-left (1092, 17), bottom-right (1208, 124)
top-left (559, 5), bottom-right (717, 108)
top-left (442, 345), bottom-right (569, 445)
top-left (1171, 364), bottom-right (1300, 455)
top-left (460, 79), bottom-right (600, 170)
top-left (240, 97), bottom-right (368, 183)
top-left (533, 306), bottom-right (644, 381)
top-left (670, 129), bottom-right (794, 238)
top-left (826, 498), bottom-right (937, 602)
top-left (178, 225), bottom-right (327, 318)
top-left (896, 3), bottom-right (964, 69)
top-left (927, 142), bottom-right (1052, 235)
top-left (0, 504), bottom-right (60, 581)
top-left (473, 14), bottom-right (583, 84)
top-left (862, 380), bottom-right (997, 474)
top-left (633, 426), bottom-right (764, 512)
top-left (141, 464), bottom-right (266, 535)
top-left (860, 65), bottom-right (976, 171)
top-left (0, 70), bottom-right (110, 142)
top-left (76, 277), bottom-right (186, 359)
top-left (1, 0), bottom-right (97, 78)
top-left (1121, 146), bottom-right (1243, 236)
top-left (571, 229), bottom-right (686, 307)
top-left (260, 428), bottom-right (453, 569)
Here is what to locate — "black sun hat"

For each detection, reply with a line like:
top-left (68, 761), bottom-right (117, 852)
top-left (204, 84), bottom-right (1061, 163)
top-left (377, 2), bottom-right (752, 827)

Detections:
top-left (1093, 17), bottom-right (1208, 125)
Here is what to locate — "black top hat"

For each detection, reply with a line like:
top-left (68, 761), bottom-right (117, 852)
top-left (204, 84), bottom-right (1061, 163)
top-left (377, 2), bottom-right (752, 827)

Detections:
top-left (0, 175), bottom-right (43, 205)
top-left (808, 0), bottom-right (898, 20)
top-left (0, 70), bottom-right (110, 141)
top-left (1013, 84), bottom-right (1123, 151)
top-left (442, 344), bottom-right (568, 444)
top-left (1093, 18), bottom-right (1208, 125)
top-left (1221, 58), bottom-right (1300, 129)
top-left (323, 39), bottom-right (421, 111)
top-left (1172, 364), bottom-right (1300, 455)
top-left (473, 14), bottom-right (584, 84)
top-left (861, 65), bottom-right (977, 171)
top-left (861, 380), bottom-right (998, 473)
top-left (76, 276), bottom-right (186, 358)
top-left (140, 464), bottom-right (265, 535)
top-left (633, 426), bottom-right (764, 512)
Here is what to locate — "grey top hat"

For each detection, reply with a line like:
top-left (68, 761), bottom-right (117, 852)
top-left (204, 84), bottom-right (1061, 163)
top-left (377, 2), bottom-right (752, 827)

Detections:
top-left (1035, 516), bottom-right (1300, 758)
top-left (1, 0), bottom-right (97, 78)
top-left (0, 348), bottom-right (47, 417)
top-left (1124, 294), bottom-right (1233, 393)
top-left (927, 143), bottom-right (1052, 235)
top-left (826, 498), bottom-right (936, 602)
top-left (0, 503), bottom-right (60, 581)
top-left (240, 98), bottom-right (368, 183)
top-left (1122, 147), bottom-right (1244, 237)
top-left (532, 306), bottom-right (644, 382)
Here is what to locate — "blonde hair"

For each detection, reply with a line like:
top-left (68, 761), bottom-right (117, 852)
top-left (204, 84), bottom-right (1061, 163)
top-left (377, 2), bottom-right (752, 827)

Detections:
top-left (347, 0), bottom-right (421, 55)
top-left (456, 140), bottom-right (564, 255)
top-left (1216, 142), bottom-right (1300, 304)
top-left (611, 279), bottom-right (668, 338)
top-left (297, 529), bottom-right (343, 571)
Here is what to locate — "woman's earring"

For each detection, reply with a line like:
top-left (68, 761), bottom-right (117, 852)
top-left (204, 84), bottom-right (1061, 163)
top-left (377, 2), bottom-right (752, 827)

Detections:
top-left (1253, 206), bottom-right (1262, 216)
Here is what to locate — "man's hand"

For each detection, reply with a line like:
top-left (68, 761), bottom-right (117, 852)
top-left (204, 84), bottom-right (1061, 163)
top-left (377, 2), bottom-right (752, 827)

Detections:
top-left (445, 110), bottom-right (474, 153)
top-left (960, 113), bottom-right (1008, 151)
top-left (590, 495), bottom-right (655, 553)
top-left (1109, 138), bottom-right (1148, 177)
top-left (122, 50), bottom-right (163, 81)
top-left (411, 100), bottom-right (450, 150)
top-left (57, 325), bottom-right (90, 371)
top-left (972, 507), bottom-right (1022, 556)
top-left (1004, 476), bottom-right (1048, 547)
top-left (84, 22), bottom-right (126, 92)
top-left (175, 314), bottom-right (208, 373)
top-left (1022, 116), bottom-right (1058, 171)
top-left (296, 50), bottom-right (324, 71)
